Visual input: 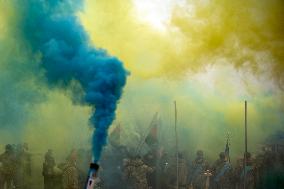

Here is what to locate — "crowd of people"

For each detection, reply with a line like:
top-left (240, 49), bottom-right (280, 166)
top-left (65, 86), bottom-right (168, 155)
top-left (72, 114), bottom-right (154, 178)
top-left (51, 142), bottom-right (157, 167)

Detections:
top-left (0, 144), bottom-right (91, 189)
top-left (0, 143), bottom-right (31, 189)
top-left (0, 142), bottom-right (283, 189)
top-left (118, 145), bottom-right (284, 189)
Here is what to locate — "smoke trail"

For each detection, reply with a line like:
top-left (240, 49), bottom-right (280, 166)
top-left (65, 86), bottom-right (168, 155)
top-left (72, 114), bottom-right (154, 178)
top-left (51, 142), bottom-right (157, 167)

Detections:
top-left (16, 0), bottom-right (128, 161)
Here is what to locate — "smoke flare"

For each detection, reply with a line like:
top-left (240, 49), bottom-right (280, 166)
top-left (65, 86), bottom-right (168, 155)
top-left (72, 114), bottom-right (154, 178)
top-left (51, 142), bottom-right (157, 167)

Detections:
top-left (16, 0), bottom-right (128, 161)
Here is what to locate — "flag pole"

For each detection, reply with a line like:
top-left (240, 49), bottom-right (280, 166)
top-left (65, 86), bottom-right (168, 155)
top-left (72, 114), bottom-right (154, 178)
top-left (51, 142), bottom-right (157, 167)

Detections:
top-left (135, 112), bottom-right (158, 155)
top-left (225, 132), bottom-right (231, 163)
top-left (174, 101), bottom-right (179, 189)
top-left (243, 100), bottom-right (248, 189)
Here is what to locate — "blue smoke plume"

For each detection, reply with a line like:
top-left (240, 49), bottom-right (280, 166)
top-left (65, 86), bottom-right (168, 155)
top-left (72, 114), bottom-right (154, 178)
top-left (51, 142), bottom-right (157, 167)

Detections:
top-left (17, 0), bottom-right (128, 161)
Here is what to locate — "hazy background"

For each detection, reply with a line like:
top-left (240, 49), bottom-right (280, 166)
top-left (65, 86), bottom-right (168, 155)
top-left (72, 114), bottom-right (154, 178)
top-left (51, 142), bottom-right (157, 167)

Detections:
top-left (0, 1), bottom-right (283, 186)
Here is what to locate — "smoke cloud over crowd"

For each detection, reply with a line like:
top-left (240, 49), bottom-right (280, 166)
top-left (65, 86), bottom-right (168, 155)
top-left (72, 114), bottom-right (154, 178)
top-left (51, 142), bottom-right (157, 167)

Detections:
top-left (0, 0), bottom-right (283, 184)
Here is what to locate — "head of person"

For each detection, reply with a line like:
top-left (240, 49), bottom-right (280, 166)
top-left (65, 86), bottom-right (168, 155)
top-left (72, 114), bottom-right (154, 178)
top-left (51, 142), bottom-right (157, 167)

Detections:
top-left (197, 150), bottom-right (204, 159)
top-left (45, 149), bottom-right (54, 162)
top-left (5, 144), bottom-right (13, 153)
top-left (219, 152), bottom-right (226, 160)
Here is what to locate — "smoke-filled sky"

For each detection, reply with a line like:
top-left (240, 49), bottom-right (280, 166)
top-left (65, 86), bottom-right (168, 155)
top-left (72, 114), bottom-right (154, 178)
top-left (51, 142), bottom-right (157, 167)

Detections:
top-left (0, 0), bottom-right (283, 162)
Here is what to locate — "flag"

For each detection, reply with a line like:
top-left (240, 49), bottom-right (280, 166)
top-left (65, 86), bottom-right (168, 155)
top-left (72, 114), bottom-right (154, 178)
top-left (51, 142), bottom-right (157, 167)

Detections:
top-left (145, 113), bottom-right (159, 146)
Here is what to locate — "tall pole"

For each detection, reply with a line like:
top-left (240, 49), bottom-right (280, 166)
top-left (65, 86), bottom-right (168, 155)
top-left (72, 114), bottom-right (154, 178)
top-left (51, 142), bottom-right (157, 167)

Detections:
top-left (174, 101), bottom-right (179, 189)
top-left (243, 100), bottom-right (248, 189)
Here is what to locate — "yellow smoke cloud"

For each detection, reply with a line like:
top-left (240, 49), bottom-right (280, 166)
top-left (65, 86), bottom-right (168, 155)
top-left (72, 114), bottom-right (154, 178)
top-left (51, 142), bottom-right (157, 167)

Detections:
top-left (23, 91), bottom-right (92, 158)
top-left (80, 0), bottom-right (284, 81)
top-left (171, 0), bottom-right (284, 80)
top-left (79, 0), bottom-right (185, 78)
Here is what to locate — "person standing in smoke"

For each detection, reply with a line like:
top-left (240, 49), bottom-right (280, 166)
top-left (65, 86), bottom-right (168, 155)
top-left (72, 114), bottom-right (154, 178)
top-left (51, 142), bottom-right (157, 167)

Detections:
top-left (189, 150), bottom-right (209, 189)
top-left (143, 149), bottom-right (158, 189)
top-left (177, 152), bottom-right (188, 189)
top-left (76, 148), bottom-right (92, 189)
top-left (232, 157), bottom-right (243, 189)
top-left (254, 146), bottom-right (271, 188)
top-left (159, 151), bottom-right (171, 189)
top-left (14, 143), bottom-right (32, 189)
top-left (144, 147), bottom-right (168, 189)
top-left (123, 155), bottom-right (153, 189)
top-left (238, 152), bottom-right (256, 189)
top-left (42, 149), bottom-right (56, 189)
top-left (211, 152), bottom-right (233, 189)
top-left (0, 144), bottom-right (17, 189)
top-left (168, 152), bottom-right (189, 189)
top-left (62, 149), bottom-right (79, 189)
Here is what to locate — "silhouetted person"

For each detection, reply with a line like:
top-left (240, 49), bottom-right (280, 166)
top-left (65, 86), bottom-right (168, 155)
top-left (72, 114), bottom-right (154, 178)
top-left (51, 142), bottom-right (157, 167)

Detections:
top-left (0, 144), bottom-right (17, 189)
top-left (43, 149), bottom-right (56, 189)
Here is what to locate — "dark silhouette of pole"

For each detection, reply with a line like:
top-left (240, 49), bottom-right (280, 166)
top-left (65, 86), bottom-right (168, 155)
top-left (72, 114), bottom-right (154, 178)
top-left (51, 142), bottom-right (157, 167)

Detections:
top-left (174, 101), bottom-right (179, 189)
top-left (243, 101), bottom-right (248, 189)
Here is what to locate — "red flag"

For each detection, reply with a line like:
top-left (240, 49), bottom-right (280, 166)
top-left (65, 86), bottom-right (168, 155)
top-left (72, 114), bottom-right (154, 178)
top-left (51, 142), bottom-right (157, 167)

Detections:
top-left (145, 115), bottom-right (159, 146)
